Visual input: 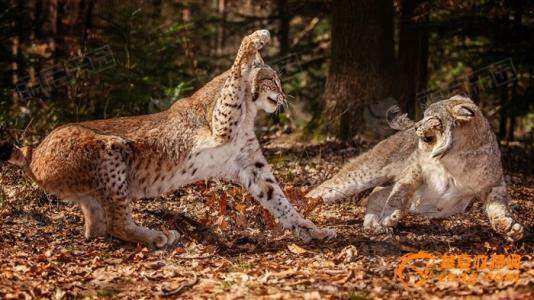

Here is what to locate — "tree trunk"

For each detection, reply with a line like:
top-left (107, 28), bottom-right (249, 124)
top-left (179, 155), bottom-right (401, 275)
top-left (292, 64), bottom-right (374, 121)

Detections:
top-left (216, 0), bottom-right (226, 56)
top-left (55, 0), bottom-right (65, 57)
top-left (45, 0), bottom-right (61, 99)
top-left (397, 0), bottom-right (422, 118)
top-left (277, 0), bottom-right (290, 58)
top-left (34, 0), bottom-right (44, 40)
top-left (79, 0), bottom-right (95, 50)
top-left (10, 0), bottom-right (26, 105)
top-left (415, 17), bottom-right (429, 118)
top-left (317, 0), bottom-right (394, 140)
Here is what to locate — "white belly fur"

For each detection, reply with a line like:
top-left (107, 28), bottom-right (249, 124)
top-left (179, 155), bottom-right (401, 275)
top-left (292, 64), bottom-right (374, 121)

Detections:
top-left (140, 136), bottom-right (243, 198)
top-left (409, 159), bottom-right (474, 218)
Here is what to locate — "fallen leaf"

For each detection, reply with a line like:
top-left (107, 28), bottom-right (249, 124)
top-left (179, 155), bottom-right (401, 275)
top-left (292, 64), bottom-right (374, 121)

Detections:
top-left (288, 243), bottom-right (308, 255)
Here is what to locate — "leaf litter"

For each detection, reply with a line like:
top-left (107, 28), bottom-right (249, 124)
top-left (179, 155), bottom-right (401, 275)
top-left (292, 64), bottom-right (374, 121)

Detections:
top-left (0, 137), bottom-right (532, 299)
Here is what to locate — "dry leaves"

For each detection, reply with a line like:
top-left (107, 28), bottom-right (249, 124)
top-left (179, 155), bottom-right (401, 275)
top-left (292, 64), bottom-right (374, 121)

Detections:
top-left (0, 139), bottom-right (532, 299)
top-left (287, 243), bottom-right (310, 255)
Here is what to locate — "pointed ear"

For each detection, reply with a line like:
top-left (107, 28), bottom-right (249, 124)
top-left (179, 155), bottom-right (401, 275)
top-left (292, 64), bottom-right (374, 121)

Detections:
top-left (386, 105), bottom-right (414, 130)
top-left (451, 104), bottom-right (477, 121)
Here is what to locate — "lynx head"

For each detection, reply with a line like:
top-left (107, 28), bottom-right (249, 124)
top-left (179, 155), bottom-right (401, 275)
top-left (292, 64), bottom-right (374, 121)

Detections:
top-left (415, 95), bottom-right (483, 158)
top-left (250, 64), bottom-right (287, 113)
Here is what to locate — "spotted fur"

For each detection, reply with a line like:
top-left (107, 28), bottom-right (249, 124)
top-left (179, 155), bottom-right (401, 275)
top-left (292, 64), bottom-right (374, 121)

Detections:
top-left (211, 31), bottom-right (269, 145)
top-left (5, 30), bottom-right (334, 247)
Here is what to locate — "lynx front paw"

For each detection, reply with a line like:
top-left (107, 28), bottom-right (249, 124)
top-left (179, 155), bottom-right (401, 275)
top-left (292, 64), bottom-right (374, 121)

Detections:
top-left (152, 230), bottom-right (180, 248)
top-left (305, 187), bottom-right (328, 200)
top-left (292, 219), bottom-right (336, 243)
top-left (491, 217), bottom-right (524, 242)
top-left (381, 209), bottom-right (402, 228)
top-left (506, 223), bottom-right (524, 242)
top-left (363, 222), bottom-right (393, 235)
top-left (363, 212), bottom-right (399, 235)
top-left (363, 214), bottom-right (383, 234)
top-left (247, 29), bottom-right (271, 50)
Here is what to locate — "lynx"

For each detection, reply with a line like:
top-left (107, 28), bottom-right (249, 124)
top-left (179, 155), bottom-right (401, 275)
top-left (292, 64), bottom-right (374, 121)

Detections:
top-left (1, 30), bottom-right (334, 247)
top-left (307, 96), bottom-right (524, 241)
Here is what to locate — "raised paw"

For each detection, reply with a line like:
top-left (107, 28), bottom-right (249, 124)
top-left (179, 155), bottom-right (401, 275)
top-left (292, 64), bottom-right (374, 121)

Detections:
top-left (292, 218), bottom-right (336, 243)
top-left (246, 29), bottom-right (271, 50)
top-left (152, 230), bottom-right (180, 248)
top-left (491, 217), bottom-right (524, 242)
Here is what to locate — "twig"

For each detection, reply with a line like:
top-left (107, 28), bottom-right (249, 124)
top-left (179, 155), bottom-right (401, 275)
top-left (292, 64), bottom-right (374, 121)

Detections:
top-left (174, 254), bottom-right (215, 260)
top-left (291, 17), bottom-right (321, 48)
top-left (161, 274), bottom-right (199, 297)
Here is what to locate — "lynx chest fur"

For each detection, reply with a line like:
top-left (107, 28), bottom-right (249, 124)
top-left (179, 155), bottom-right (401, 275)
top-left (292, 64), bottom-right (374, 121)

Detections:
top-left (411, 155), bottom-right (474, 218)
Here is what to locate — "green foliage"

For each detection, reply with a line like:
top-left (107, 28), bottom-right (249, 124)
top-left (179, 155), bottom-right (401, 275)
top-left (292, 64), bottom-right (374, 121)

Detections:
top-left (96, 4), bottom-right (198, 117)
top-left (0, 2), bottom-right (216, 143)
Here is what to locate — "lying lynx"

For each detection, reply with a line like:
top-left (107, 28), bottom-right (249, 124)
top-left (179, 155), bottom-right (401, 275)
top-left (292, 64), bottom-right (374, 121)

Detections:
top-left (307, 96), bottom-right (524, 241)
top-left (1, 30), bottom-right (333, 247)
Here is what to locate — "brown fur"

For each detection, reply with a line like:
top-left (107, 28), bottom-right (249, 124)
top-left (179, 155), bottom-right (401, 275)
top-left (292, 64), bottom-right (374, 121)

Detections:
top-left (308, 96), bottom-right (524, 241)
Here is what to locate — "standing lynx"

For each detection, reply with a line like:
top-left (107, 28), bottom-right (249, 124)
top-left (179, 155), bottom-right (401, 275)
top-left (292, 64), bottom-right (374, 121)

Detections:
top-left (1, 30), bottom-right (334, 247)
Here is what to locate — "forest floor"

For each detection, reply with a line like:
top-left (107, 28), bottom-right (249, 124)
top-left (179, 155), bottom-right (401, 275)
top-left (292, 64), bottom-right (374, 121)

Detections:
top-left (0, 135), bottom-right (532, 299)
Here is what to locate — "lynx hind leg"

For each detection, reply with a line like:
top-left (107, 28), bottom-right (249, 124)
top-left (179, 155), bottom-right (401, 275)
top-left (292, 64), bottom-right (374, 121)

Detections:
top-left (363, 186), bottom-right (392, 233)
top-left (104, 195), bottom-right (179, 248)
top-left (484, 183), bottom-right (524, 241)
top-left (97, 139), bottom-right (179, 248)
top-left (78, 197), bottom-right (107, 239)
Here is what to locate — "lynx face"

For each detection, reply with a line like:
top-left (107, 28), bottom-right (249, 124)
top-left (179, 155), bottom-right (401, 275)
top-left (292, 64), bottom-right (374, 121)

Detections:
top-left (251, 66), bottom-right (286, 113)
top-left (416, 96), bottom-right (480, 158)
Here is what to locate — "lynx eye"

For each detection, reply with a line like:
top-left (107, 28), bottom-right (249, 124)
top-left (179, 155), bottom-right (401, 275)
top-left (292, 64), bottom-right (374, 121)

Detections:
top-left (421, 136), bottom-right (434, 143)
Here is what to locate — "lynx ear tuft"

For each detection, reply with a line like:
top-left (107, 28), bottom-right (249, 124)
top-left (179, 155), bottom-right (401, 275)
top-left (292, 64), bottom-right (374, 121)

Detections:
top-left (386, 105), bottom-right (414, 131)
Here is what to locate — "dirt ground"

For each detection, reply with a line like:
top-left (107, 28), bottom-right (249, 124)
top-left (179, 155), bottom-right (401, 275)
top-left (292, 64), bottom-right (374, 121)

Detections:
top-left (0, 137), bottom-right (532, 299)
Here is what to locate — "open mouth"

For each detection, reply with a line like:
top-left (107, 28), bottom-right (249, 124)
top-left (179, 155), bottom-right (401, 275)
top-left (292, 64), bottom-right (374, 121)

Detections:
top-left (267, 96), bottom-right (278, 105)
